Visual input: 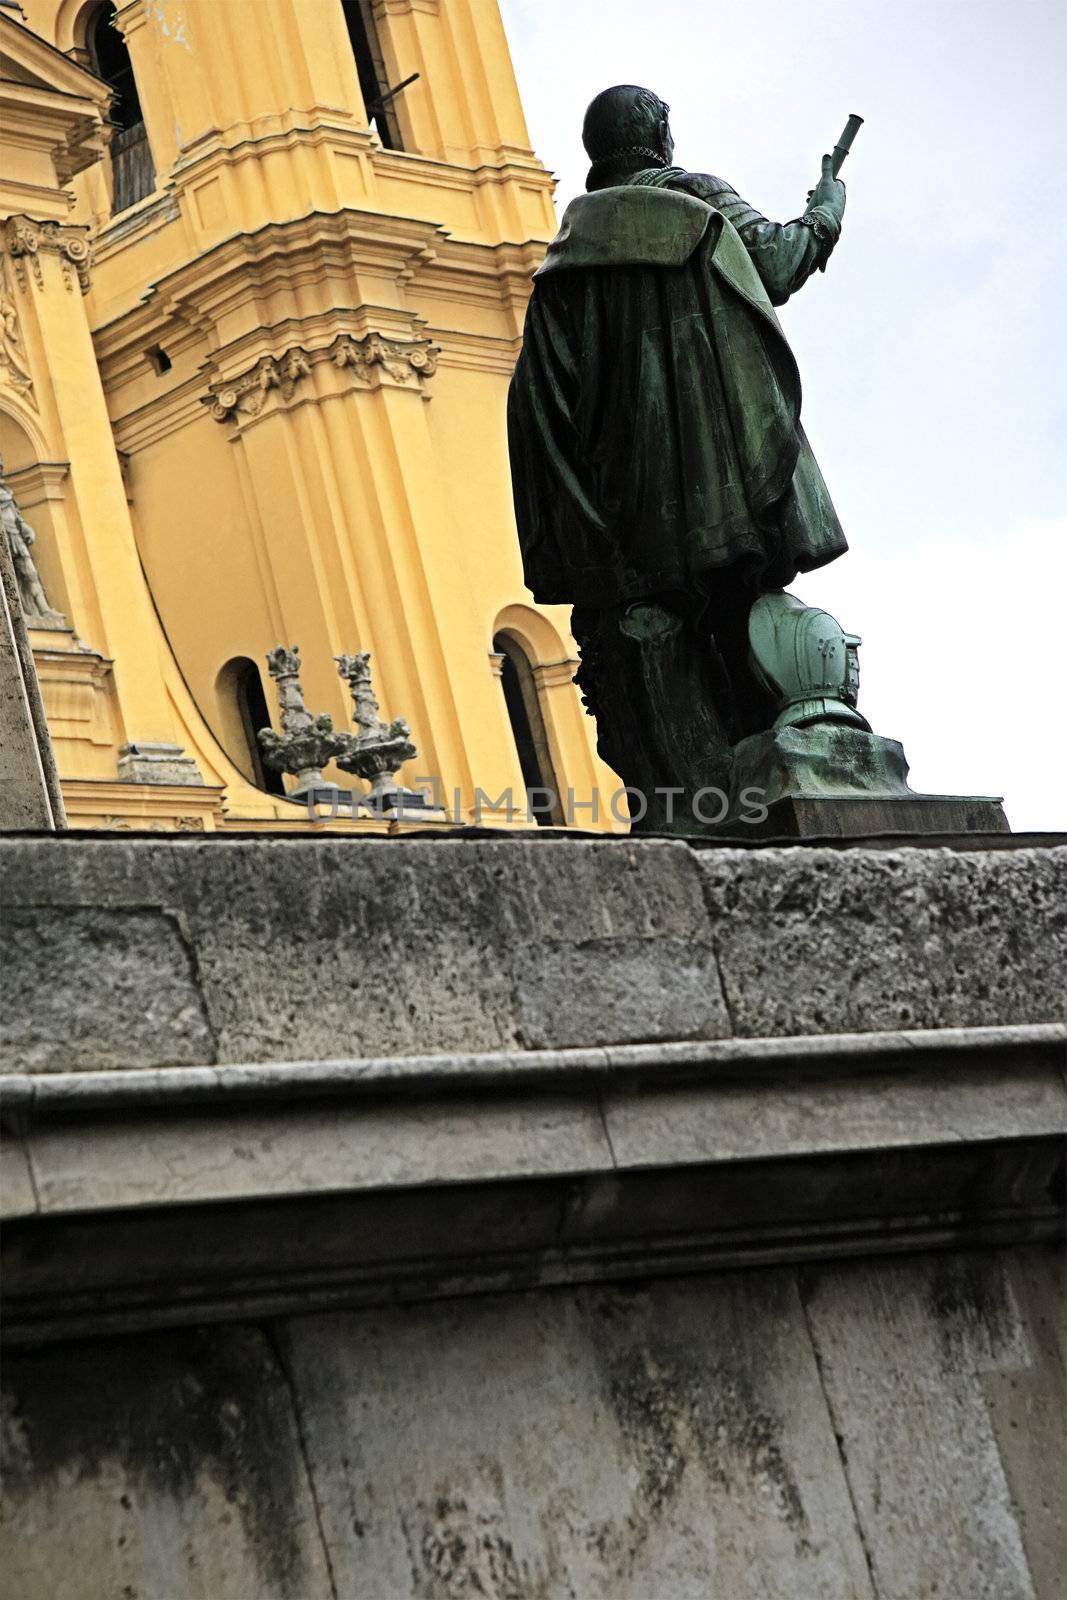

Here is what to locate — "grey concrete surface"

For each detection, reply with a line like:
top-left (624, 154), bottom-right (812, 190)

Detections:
top-left (1, 1249), bottom-right (1061, 1600)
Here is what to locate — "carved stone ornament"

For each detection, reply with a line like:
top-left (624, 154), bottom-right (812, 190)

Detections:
top-left (258, 644), bottom-right (345, 796)
top-left (204, 334), bottom-right (439, 424)
top-left (334, 650), bottom-right (419, 810)
top-left (3, 216), bottom-right (93, 294)
top-left (330, 332), bottom-right (439, 386)
top-left (205, 349), bottom-right (313, 424)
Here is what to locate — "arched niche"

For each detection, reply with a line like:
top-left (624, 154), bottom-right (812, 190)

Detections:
top-left (491, 602), bottom-right (570, 671)
top-left (492, 625), bottom-right (565, 827)
top-left (53, 0), bottom-right (103, 54)
top-left (214, 656), bottom-right (285, 796)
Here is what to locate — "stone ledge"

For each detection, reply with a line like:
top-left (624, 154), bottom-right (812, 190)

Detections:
top-left (3, 1023), bottom-right (1063, 1343)
top-left (2, 1021), bottom-right (1063, 1107)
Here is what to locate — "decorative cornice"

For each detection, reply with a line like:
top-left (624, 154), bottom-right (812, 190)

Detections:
top-left (4, 460), bottom-right (69, 505)
top-left (202, 332), bottom-right (439, 425)
top-left (3, 215), bottom-right (93, 293)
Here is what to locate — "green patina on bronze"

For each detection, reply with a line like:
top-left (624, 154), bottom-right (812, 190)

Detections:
top-left (506, 84), bottom-right (896, 834)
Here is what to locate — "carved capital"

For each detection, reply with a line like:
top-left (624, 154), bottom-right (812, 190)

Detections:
top-left (204, 348), bottom-right (313, 424)
top-left (204, 333), bottom-right (439, 425)
top-left (330, 332), bottom-right (439, 387)
top-left (3, 216), bottom-right (93, 294)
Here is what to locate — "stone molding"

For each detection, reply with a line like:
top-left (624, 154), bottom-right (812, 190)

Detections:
top-left (3, 216), bottom-right (93, 294)
top-left (203, 332), bottom-right (440, 424)
top-left (5, 461), bottom-right (70, 505)
top-left (373, 0), bottom-right (440, 15)
top-left (533, 658), bottom-right (580, 691)
top-left (1, 1017), bottom-right (1063, 1343)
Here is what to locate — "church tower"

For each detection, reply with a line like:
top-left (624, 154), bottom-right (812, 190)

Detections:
top-left (0, 0), bottom-right (616, 828)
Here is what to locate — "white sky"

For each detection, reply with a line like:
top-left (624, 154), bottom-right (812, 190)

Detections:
top-left (498, 0), bottom-right (1067, 831)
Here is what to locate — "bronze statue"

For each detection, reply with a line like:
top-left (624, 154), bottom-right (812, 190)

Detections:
top-left (508, 85), bottom-right (861, 830)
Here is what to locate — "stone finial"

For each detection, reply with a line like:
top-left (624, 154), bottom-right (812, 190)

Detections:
top-left (0, 456), bottom-right (66, 628)
top-left (259, 644), bottom-right (344, 795)
top-left (334, 650), bottom-right (418, 811)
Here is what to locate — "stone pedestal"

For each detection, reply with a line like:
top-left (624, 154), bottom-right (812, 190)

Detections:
top-left (117, 741), bottom-right (204, 786)
top-left (727, 723), bottom-right (1008, 838)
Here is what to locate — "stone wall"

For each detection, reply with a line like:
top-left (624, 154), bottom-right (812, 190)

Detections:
top-left (2, 1248), bottom-right (1062, 1600)
top-left (3, 835), bottom-right (1066, 1068)
top-left (1, 835), bottom-right (1065, 1598)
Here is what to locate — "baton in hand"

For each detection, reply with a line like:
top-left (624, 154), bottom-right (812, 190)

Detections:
top-left (831, 114), bottom-right (864, 177)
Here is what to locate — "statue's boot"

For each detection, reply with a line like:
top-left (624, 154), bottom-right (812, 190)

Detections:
top-left (571, 599), bottom-right (732, 834)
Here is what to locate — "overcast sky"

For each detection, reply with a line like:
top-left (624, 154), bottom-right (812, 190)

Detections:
top-left (498, 0), bottom-right (1067, 831)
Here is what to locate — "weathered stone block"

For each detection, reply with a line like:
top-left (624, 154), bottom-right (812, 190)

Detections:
top-left (1, 906), bottom-right (214, 1071)
top-left (278, 1272), bottom-right (875, 1599)
top-left (697, 846), bottom-right (1067, 1036)
top-left (0, 836), bottom-right (720, 1066)
top-left (514, 933), bottom-right (727, 1048)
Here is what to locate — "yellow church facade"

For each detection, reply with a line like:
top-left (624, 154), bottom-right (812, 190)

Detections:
top-left (0, 0), bottom-right (620, 831)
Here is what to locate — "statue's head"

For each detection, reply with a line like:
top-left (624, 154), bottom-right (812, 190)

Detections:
top-left (582, 85), bottom-right (673, 190)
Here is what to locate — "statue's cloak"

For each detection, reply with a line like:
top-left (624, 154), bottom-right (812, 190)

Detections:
top-left (507, 183), bottom-right (847, 607)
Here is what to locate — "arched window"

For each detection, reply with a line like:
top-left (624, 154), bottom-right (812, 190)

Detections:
top-left (88, 2), bottom-right (154, 213)
top-left (493, 633), bottom-right (564, 826)
top-left (217, 657), bottom-right (285, 797)
top-left (341, 0), bottom-right (404, 150)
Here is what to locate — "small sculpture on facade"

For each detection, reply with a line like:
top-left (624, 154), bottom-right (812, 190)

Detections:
top-left (334, 651), bottom-right (422, 813)
top-left (258, 645), bottom-right (345, 796)
top-left (0, 456), bottom-right (66, 628)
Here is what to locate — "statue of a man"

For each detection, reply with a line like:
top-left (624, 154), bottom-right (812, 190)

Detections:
top-left (508, 85), bottom-right (851, 828)
top-left (0, 457), bottom-right (65, 625)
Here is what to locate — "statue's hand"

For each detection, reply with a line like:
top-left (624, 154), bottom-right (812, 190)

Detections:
top-left (808, 153), bottom-right (846, 221)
